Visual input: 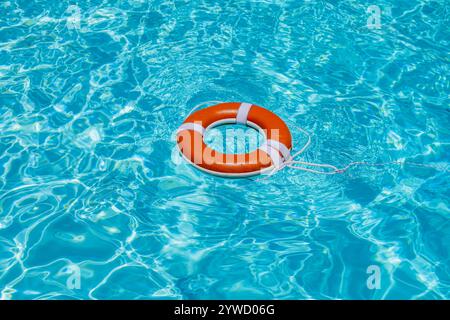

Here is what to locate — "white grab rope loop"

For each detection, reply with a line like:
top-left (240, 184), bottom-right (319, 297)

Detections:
top-left (182, 103), bottom-right (450, 178)
top-left (266, 139), bottom-right (291, 162)
top-left (258, 143), bottom-right (283, 168)
top-left (236, 103), bottom-right (252, 125)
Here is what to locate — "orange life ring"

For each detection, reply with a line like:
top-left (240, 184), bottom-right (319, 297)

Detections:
top-left (176, 102), bottom-right (292, 177)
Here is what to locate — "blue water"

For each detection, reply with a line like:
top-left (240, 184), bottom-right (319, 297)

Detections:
top-left (0, 0), bottom-right (449, 300)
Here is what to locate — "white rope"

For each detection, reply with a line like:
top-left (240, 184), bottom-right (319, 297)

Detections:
top-left (259, 119), bottom-right (450, 178)
top-left (266, 140), bottom-right (290, 161)
top-left (259, 120), bottom-right (312, 178)
top-left (289, 160), bottom-right (450, 174)
top-left (259, 143), bottom-right (283, 168)
top-left (182, 103), bottom-right (450, 177)
top-left (236, 103), bottom-right (252, 124)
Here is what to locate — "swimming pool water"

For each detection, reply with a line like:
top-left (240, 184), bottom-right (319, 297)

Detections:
top-left (0, 0), bottom-right (449, 299)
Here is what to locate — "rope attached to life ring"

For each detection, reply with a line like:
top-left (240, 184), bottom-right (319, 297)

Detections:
top-left (264, 119), bottom-right (450, 178)
top-left (185, 102), bottom-right (450, 178)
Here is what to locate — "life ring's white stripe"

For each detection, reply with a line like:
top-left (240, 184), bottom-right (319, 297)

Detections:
top-left (267, 139), bottom-right (291, 161)
top-left (236, 103), bottom-right (252, 125)
top-left (259, 144), bottom-right (282, 168)
top-left (176, 123), bottom-right (205, 135)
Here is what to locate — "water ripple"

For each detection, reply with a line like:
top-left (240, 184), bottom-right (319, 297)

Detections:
top-left (0, 0), bottom-right (449, 299)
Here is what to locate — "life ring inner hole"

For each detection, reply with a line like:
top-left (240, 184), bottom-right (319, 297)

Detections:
top-left (203, 119), bottom-right (267, 155)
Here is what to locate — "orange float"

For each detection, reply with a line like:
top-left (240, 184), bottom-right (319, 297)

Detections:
top-left (176, 102), bottom-right (292, 177)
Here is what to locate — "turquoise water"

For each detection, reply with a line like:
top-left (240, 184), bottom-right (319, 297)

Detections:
top-left (0, 0), bottom-right (449, 300)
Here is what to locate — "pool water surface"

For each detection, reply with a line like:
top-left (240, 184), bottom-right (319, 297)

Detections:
top-left (0, 0), bottom-right (449, 299)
